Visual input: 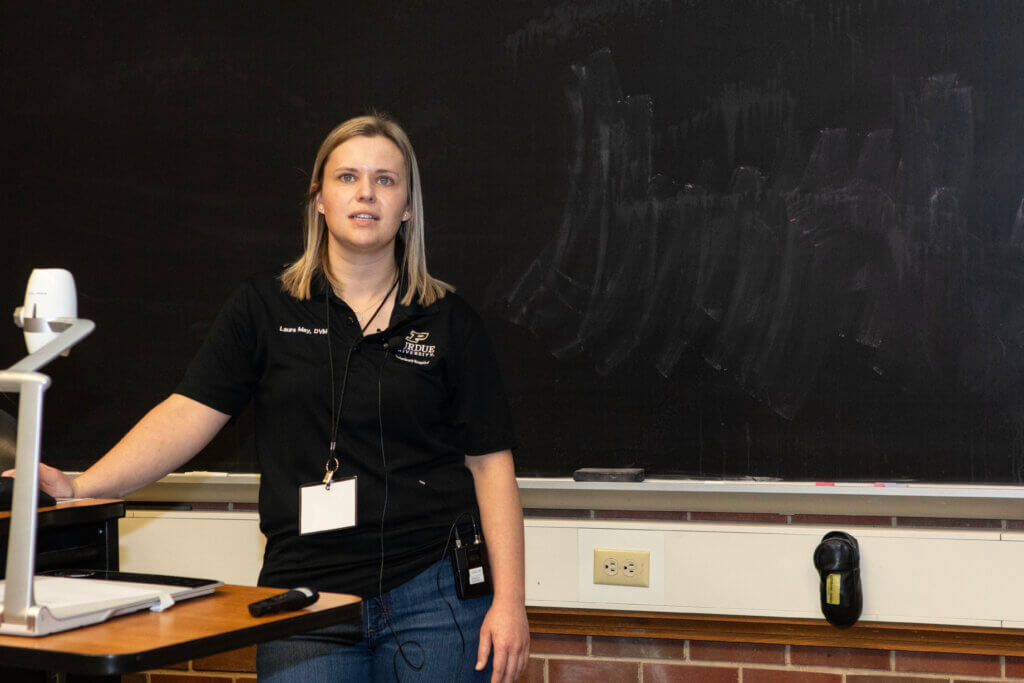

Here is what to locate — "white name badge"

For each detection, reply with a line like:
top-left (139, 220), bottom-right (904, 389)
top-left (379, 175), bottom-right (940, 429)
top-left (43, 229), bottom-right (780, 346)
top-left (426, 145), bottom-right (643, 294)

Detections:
top-left (300, 476), bottom-right (357, 535)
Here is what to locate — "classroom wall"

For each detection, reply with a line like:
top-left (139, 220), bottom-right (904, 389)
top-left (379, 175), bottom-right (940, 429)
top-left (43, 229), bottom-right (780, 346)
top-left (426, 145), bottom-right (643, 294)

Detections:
top-left (119, 510), bottom-right (1024, 626)
top-left (118, 502), bottom-right (1024, 682)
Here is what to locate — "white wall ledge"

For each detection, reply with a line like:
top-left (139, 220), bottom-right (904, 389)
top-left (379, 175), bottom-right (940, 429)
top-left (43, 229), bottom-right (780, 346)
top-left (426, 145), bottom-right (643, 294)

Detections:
top-left (518, 478), bottom-right (1024, 518)
top-left (120, 472), bottom-right (1024, 519)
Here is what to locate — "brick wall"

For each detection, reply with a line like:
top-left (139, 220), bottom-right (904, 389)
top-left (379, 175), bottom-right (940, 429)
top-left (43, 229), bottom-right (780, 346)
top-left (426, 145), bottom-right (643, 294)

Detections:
top-left (119, 636), bottom-right (1024, 682)
top-left (526, 635), bottom-right (1024, 682)
top-left (122, 645), bottom-right (256, 683)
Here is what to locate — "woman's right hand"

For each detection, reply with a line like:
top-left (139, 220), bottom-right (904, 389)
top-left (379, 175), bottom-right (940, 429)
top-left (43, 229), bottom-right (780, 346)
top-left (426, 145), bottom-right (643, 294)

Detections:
top-left (1, 462), bottom-right (76, 499)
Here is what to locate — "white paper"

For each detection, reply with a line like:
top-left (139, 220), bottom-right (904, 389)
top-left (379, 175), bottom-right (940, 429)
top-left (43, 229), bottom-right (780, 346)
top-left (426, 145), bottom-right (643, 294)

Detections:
top-left (300, 476), bottom-right (357, 534)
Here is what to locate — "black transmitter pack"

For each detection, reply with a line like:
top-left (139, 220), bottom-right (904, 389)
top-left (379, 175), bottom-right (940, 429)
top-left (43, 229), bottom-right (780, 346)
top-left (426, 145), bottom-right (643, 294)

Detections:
top-left (449, 530), bottom-right (493, 600)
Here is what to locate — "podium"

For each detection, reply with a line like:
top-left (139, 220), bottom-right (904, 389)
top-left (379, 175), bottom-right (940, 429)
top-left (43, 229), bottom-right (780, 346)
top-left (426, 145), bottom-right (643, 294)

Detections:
top-left (0, 500), bottom-right (362, 680)
top-left (0, 499), bottom-right (123, 579)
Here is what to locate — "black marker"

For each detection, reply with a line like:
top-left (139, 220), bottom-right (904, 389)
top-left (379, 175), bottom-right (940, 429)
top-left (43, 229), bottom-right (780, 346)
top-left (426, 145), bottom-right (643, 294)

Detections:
top-left (248, 587), bottom-right (319, 617)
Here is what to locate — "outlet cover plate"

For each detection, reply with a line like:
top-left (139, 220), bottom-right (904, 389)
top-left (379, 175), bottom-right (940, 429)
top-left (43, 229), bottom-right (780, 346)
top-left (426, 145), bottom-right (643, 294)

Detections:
top-left (593, 548), bottom-right (650, 586)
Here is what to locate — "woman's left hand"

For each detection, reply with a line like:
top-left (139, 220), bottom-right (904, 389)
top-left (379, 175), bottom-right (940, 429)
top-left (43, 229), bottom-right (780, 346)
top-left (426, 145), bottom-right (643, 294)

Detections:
top-left (476, 598), bottom-right (530, 682)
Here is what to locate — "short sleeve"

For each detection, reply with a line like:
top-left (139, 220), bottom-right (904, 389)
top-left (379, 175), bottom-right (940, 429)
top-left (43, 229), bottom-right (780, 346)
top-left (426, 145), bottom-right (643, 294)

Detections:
top-left (449, 310), bottom-right (517, 456)
top-left (175, 283), bottom-right (263, 416)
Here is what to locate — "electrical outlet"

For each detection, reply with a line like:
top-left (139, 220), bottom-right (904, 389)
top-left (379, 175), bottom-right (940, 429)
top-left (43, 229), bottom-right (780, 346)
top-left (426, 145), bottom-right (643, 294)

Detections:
top-left (593, 548), bottom-right (650, 587)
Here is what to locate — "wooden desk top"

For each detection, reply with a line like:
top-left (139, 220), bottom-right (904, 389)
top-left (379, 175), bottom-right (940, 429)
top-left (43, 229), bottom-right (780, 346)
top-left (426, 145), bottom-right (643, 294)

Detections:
top-left (0, 584), bottom-right (362, 675)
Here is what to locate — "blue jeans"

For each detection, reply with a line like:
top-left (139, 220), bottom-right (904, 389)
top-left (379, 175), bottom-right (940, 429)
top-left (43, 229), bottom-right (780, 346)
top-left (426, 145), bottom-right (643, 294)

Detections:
top-left (257, 558), bottom-right (493, 681)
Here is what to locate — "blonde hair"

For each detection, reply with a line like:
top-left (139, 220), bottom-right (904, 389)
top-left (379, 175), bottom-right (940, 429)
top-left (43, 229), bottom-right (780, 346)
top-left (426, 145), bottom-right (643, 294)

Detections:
top-left (280, 114), bottom-right (452, 305)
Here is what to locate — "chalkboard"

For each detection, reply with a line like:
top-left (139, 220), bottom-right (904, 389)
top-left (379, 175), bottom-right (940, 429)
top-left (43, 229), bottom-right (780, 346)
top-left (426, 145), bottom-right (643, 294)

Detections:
top-left (3, 1), bottom-right (1024, 482)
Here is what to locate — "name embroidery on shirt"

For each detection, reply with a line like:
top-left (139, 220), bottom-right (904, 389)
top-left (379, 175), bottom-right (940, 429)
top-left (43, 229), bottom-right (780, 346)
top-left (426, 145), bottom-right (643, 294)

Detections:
top-left (278, 325), bottom-right (327, 335)
top-left (394, 330), bottom-right (437, 366)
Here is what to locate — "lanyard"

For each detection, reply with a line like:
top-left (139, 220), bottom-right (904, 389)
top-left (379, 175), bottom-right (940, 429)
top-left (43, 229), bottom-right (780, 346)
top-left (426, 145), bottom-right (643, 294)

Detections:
top-left (323, 276), bottom-right (399, 487)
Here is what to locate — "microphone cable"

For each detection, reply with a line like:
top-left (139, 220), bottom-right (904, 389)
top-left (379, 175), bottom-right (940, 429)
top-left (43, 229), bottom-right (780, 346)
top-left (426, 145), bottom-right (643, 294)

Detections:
top-left (375, 336), bottom-right (427, 682)
top-left (375, 333), bottom-right (475, 681)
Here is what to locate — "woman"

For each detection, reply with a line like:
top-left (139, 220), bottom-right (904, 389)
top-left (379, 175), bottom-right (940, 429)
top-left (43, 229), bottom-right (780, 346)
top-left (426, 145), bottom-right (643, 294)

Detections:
top-left (19, 115), bottom-right (529, 681)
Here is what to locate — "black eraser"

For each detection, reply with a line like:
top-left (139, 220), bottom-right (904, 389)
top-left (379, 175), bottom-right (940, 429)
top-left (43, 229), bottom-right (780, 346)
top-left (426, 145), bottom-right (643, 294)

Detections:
top-left (573, 468), bottom-right (645, 482)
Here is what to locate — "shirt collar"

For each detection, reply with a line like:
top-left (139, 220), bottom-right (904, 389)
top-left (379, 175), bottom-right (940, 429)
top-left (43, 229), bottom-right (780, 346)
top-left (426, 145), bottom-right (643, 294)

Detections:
top-left (316, 269), bottom-right (433, 334)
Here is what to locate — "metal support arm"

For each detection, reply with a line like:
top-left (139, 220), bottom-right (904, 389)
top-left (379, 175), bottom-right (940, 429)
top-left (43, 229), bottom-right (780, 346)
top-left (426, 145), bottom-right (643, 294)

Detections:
top-left (0, 317), bottom-right (94, 627)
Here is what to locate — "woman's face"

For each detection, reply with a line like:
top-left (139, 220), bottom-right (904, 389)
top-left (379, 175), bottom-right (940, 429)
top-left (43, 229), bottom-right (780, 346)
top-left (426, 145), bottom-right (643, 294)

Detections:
top-left (317, 135), bottom-right (411, 259)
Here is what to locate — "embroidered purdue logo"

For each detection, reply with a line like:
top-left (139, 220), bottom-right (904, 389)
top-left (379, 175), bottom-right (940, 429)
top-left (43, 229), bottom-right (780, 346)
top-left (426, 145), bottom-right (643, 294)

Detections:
top-left (395, 330), bottom-right (436, 365)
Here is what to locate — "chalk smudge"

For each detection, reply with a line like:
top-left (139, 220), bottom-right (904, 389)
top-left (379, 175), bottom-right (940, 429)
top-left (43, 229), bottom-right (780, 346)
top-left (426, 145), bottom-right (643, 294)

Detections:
top-left (503, 50), bottom-right (1024, 427)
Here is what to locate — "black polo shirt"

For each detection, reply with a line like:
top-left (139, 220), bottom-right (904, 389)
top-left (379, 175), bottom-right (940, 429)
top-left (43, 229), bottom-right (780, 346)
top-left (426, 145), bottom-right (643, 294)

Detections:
top-left (176, 273), bottom-right (516, 597)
